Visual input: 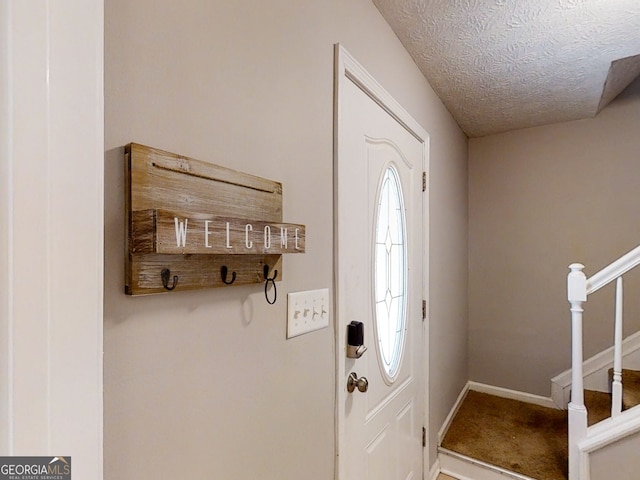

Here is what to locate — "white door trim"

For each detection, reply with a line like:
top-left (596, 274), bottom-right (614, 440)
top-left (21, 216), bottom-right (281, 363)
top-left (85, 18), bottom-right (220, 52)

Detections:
top-left (333, 43), bottom-right (430, 479)
top-left (1, 1), bottom-right (104, 476)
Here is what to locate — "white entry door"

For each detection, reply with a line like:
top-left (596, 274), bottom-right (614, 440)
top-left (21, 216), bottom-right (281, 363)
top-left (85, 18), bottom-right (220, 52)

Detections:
top-left (334, 46), bottom-right (429, 480)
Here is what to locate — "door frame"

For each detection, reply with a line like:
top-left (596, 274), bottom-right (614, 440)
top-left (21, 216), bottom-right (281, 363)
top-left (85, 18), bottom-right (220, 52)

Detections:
top-left (1, 0), bottom-right (104, 476)
top-left (333, 44), bottom-right (430, 479)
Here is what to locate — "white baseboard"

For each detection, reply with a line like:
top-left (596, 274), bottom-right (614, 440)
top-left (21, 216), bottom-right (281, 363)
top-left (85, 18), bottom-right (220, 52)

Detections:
top-left (468, 381), bottom-right (558, 409)
top-left (429, 458), bottom-right (441, 480)
top-left (437, 383), bottom-right (470, 445)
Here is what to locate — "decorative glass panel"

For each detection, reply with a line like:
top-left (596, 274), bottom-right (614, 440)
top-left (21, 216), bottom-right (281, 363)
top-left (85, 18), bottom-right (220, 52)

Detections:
top-left (373, 165), bottom-right (407, 380)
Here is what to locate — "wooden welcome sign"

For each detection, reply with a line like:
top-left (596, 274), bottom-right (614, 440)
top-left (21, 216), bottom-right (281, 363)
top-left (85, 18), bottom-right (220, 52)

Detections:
top-left (125, 143), bottom-right (305, 295)
top-left (131, 210), bottom-right (305, 255)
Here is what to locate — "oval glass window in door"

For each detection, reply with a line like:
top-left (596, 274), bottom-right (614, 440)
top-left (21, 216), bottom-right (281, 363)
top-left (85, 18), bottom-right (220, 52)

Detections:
top-left (373, 165), bottom-right (407, 382)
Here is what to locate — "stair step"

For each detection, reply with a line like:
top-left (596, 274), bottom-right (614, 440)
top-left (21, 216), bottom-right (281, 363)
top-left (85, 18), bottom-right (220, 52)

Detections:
top-left (623, 376), bottom-right (640, 408)
top-left (439, 448), bottom-right (536, 480)
top-left (439, 373), bottom-right (640, 480)
top-left (580, 370), bottom-right (640, 427)
top-left (611, 369), bottom-right (640, 410)
top-left (584, 389), bottom-right (611, 426)
top-left (440, 390), bottom-right (568, 480)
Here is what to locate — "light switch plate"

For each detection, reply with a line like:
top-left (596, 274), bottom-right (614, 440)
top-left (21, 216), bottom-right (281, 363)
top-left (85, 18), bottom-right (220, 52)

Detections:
top-left (287, 288), bottom-right (330, 338)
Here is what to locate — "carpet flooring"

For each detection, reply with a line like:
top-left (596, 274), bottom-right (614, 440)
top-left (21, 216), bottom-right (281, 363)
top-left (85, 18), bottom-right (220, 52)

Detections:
top-left (441, 391), bottom-right (569, 480)
top-left (441, 375), bottom-right (640, 480)
top-left (619, 369), bottom-right (640, 409)
top-left (584, 389), bottom-right (611, 426)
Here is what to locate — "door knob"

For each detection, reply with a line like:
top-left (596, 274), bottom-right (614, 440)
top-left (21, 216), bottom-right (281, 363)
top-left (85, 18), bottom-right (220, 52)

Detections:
top-left (347, 372), bottom-right (369, 393)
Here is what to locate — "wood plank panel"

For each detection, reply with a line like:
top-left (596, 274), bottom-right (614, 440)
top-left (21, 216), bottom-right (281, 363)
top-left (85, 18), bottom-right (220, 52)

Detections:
top-left (127, 143), bottom-right (282, 221)
top-left (124, 143), bottom-right (299, 295)
top-left (126, 254), bottom-right (283, 295)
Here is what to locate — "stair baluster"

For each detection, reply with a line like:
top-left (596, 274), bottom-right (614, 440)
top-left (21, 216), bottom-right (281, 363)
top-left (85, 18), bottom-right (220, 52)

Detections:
top-left (567, 263), bottom-right (588, 480)
top-left (612, 276), bottom-right (623, 417)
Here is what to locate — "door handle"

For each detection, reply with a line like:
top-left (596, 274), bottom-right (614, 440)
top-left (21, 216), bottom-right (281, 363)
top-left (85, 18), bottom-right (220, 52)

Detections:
top-left (347, 372), bottom-right (369, 393)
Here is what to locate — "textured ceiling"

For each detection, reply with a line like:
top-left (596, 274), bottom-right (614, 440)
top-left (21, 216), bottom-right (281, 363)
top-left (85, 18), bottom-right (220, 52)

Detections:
top-left (373, 0), bottom-right (640, 137)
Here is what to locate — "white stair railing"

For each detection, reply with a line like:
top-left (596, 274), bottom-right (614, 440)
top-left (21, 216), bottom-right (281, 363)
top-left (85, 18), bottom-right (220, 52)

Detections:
top-left (567, 245), bottom-right (640, 480)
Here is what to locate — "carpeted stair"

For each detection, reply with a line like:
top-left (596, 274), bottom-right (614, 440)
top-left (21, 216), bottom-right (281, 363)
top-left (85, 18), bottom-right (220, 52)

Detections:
top-left (441, 391), bottom-right (568, 480)
top-left (584, 369), bottom-right (640, 425)
top-left (440, 370), bottom-right (640, 480)
top-left (609, 368), bottom-right (640, 410)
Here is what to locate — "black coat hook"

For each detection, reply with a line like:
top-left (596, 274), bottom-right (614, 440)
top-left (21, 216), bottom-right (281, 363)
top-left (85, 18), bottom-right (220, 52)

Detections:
top-left (161, 268), bottom-right (178, 291)
top-left (263, 265), bottom-right (278, 305)
top-left (263, 265), bottom-right (278, 281)
top-left (221, 265), bottom-right (236, 285)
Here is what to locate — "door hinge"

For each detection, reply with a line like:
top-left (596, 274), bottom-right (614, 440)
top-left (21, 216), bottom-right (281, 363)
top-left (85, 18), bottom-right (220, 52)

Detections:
top-left (422, 300), bottom-right (426, 321)
top-left (422, 171), bottom-right (426, 192)
top-left (422, 426), bottom-right (426, 447)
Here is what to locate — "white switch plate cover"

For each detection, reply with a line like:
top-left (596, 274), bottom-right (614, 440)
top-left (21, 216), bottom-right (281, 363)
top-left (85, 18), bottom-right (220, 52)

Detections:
top-left (287, 288), bottom-right (330, 338)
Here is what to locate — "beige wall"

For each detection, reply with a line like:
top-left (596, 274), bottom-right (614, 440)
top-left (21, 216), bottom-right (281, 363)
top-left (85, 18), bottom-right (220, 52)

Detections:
top-left (469, 81), bottom-right (640, 396)
top-left (104, 0), bottom-right (468, 478)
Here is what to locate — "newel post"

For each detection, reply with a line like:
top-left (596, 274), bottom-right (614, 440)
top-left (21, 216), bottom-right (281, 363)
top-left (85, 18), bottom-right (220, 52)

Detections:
top-left (567, 263), bottom-right (588, 480)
